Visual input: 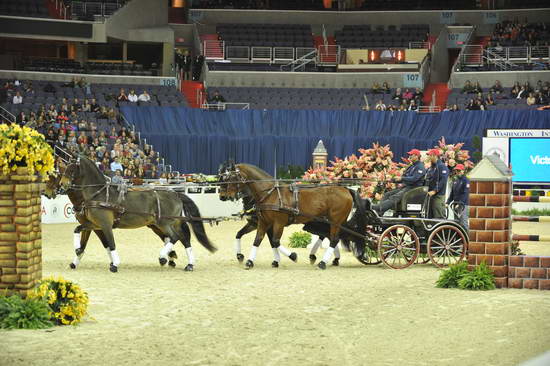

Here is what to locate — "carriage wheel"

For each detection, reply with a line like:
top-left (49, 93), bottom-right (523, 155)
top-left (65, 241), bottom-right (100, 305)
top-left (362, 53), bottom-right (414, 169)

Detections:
top-left (356, 246), bottom-right (382, 265)
top-left (378, 225), bottom-right (420, 269)
top-left (427, 225), bottom-right (467, 268)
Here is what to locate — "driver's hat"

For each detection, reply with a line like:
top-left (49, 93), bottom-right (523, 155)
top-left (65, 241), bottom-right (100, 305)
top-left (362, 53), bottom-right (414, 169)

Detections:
top-left (407, 149), bottom-right (421, 156)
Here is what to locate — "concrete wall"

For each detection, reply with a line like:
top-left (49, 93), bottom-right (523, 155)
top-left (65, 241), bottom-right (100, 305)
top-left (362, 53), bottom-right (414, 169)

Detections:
top-left (106, 0), bottom-right (169, 41)
top-left (0, 69), bottom-right (176, 86)
top-left (449, 70), bottom-right (550, 88)
top-left (205, 70), bottom-right (412, 89)
top-left (190, 9), bottom-right (550, 36)
top-left (430, 27), bottom-right (450, 83)
top-left (171, 24), bottom-right (197, 48)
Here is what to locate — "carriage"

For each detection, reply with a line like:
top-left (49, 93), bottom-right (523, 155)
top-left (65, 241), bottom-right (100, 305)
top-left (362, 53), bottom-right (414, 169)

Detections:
top-left (349, 186), bottom-right (469, 269)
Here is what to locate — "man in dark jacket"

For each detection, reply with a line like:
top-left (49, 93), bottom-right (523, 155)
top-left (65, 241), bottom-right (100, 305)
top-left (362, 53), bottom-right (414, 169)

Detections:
top-left (446, 164), bottom-right (470, 229)
top-left (373, 149), bottom-right (426, 216)
top-left (426, 149), bottom-right (449, 219)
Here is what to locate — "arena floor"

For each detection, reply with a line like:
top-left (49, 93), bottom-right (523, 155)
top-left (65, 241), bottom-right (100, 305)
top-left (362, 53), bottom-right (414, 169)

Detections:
top-left (2, 221), bottom-right (550, 366)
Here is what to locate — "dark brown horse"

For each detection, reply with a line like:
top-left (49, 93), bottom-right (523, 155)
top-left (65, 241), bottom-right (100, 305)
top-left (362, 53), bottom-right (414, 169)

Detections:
top-left (47, 156), bottom-right (216, 272)
top-left (218, 162), bottom-right (356, 270)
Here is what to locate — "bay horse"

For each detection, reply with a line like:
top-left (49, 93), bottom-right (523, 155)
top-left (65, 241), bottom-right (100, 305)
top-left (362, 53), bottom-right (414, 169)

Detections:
top-left (221, 171), bottom-right (345, 267)
top-left (49, 156), bottom-right (216, 272)
top-left (218, 162), bottom-right (364, 270)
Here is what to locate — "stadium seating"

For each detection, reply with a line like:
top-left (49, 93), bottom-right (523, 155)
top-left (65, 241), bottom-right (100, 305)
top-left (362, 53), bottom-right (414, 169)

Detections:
top-left (216, 23), bottom-right (314, 48)
top-left (20, 58), bottom-right (155, 76)
top-left (335, 24), bottom-right (429, 49)
top-left (70, 0), bottom-right (128, 20)
top-left (0, 0), bottom-right (50, 17)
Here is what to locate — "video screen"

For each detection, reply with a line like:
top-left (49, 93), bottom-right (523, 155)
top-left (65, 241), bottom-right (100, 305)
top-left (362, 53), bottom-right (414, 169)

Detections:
top-left (510, 138), bottom-right (550, 183)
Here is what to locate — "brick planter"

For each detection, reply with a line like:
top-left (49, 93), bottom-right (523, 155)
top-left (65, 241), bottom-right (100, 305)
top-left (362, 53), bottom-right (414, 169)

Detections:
top-left (0, 167), bottom-right (43, 297)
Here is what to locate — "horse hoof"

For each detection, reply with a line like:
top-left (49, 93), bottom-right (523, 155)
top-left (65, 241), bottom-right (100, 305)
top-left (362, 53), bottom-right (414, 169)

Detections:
top-left (75, 248), bottom-right (83, 256)
top-left (236, 253), bottom-right (245, 263)
top-left (69, 263), bottom-right (76, 270)
top-left (271, 261), bottom-right (279, 268)
top-left (168, 260), bottom-right (176, 268)
top-left (332, 258), bottom-right (340, 266)
top-left (318, 261), bottom-right (327, 270)
top-left (109, 264), bottom-right (118, 273)
top-left (245, 260), bottom-right (254, 269)
top-left (289, 252), bottom-right (298, 262)
top-left (159, 257), bottom-right (167, 266)
top-left (309, 254), bottom-right (317, 265)
top-left (184, 264), bottom-right (193, 272)
top-left (168, 250), bottom-right (178, 259)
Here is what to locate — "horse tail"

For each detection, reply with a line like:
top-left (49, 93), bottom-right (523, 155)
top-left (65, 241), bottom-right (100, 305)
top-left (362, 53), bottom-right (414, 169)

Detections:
top-left (178, 193), bottom-right (217, 253)
top-left (344, 188), bottom-right (367, 257)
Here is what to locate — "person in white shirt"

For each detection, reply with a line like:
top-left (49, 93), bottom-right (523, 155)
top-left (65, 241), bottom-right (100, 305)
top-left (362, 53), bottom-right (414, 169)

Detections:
top-left (375, 100), bottom-right (386, 111)
top-left (138, 90), bottom-right (151, 102)
top-left (12, 92), bottom-right (23, 104)
top-left (127, 90), bottom-right (138, 103)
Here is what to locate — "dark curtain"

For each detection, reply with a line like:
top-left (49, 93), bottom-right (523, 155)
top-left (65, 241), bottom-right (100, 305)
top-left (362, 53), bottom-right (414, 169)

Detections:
top-left (120, 106), bottom-right (550, 174)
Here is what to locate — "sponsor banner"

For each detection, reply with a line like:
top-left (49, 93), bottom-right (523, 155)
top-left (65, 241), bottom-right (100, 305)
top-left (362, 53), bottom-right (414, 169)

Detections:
top-left (482, 137), bottom-right (509, 166)
top-left (510, 138), bottom-right (550, 183)
top-left (41, 195), bottom-right (77, 224)
top-left (486, 129), bottom-right (550, 138)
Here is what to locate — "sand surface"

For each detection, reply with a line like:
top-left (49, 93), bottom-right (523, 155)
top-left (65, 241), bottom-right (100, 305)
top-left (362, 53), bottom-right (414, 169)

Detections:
top-left (2, 220), bottom-right (550, 366)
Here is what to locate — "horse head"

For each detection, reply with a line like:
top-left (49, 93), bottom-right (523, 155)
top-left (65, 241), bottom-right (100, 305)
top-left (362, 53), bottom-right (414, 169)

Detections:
top-left (217, 159), bottom-right (241, 201)
top-left (58, 156), bottom-right (81, 193)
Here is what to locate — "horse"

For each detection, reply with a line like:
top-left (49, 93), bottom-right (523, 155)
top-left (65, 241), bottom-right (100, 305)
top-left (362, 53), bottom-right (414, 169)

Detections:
top-left (218, 162), bottom-right (366, 270)
top-left (49, 156), bottom-right (216, 272)
top-left (222, 171), bottom-right (347, 267)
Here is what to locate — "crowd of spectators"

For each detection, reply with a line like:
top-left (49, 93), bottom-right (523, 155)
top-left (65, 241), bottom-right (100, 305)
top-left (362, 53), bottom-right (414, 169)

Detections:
top-left (448, 79), bottom-right (550, 111)
top-left (364, 82), bottom-right (424, 111)
top-left (1, 79), bottom-right (162, 180)
top-left (489, 21), bottom-right (549, 48)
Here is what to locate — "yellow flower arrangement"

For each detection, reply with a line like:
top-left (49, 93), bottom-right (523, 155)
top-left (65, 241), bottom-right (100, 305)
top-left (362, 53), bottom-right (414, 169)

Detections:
top-left (29, 276), bottom-right (89, 325)
top-left (0, 124), bottom-right (54, 178)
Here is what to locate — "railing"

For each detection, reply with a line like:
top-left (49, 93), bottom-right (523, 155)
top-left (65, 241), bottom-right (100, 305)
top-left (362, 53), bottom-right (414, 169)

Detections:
top-left (280, 49), bottom-right (317, 71)
top-left (484, 47), bottom-right (518, 70)
top-left (273, 47), bottom-right (295, 64)
top-left (51, 0), bottom-right (68, 19)
top-left (317, 45), bottom-right (340, 66)
top-left (486, 46), bottom-right (550, 63)
top-left (203, 40), bottom-right (225, 61)
top-left (0, 106), bottom-right (16, 124)
top-left (70, 1), bottom-right (123, 19)
top-left (226, 46), bottom-right (250, 62)
top-left (408, 41), bottom-right (431, 50)
top-left (201, 102), bottom-right (250, 110)
top-left (461, 45), bottom-right (484, 67)
top-left (251, 47), bottom-right (272, 63)
top-left (417, 106), bottom-right (441, 113)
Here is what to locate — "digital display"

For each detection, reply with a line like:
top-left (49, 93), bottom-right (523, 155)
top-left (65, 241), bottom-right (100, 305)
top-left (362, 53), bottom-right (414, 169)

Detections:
top-left (510, 138), bottom-right (550, 182)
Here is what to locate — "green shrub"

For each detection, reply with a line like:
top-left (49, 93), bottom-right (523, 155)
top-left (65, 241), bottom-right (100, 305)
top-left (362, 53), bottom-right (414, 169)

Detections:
top-left (436, 261), bottom-right (469, 288)
top-left (458, 262), bottom-right (496, 291)
top-left (0, 295), bottom-right (53, 330)
top-left (288, 231), bottom-right (312, 248)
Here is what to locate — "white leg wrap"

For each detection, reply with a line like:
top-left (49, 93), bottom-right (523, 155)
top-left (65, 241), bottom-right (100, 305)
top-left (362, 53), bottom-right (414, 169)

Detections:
top-left (110, 250), bottom-right (120, 266)
top-left (105, 248), bottom-right (112, 262)
top-left (72, 254), bottom-right (83, 267)
top-left (272, 248), bottom-right (281, 262)
top-left (235, 238), bottom-right (242, 255)
top-left (160, 241), bottom-right (174, 259)
top-left (73, 233), bottom-right (81, 250)
top-left (185, 247), bottom-right (195, 265)
top-left (249, 246), bottom-right (258, 261)
top-left (310, 238), bottom-right (323, 255)
top-left (334, 245), bottom-right (341, 259)
top-left (322, 247), bottom-right (335, 263)
top-left (278, 245), bottom-right (292, 257)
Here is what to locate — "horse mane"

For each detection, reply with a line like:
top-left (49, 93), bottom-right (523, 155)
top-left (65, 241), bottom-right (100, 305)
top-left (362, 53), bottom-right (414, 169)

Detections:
top-left (237, 163), bottom-right (273, 180)
top-left (78, 156), bottom-right (107, 183)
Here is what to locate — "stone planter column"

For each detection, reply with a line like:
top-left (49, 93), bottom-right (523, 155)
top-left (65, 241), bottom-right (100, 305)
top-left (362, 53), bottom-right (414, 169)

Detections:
top-left (0, 168), bottom-right (43, 297)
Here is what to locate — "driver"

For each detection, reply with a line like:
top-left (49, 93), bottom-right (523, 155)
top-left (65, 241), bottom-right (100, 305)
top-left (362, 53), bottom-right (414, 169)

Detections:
top-left (446, 164), bottom-right (469, 228)
top-left (426, 149), bottom-right (449, 219)
top-left (373, 149), bottom-right (426, 216)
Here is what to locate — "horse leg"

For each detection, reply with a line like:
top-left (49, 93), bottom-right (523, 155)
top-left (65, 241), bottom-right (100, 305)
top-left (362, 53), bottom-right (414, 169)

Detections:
top-left (148, 225), bottom-right (179, 267)
top-left (318, 224), bottom-right (341, 270)
top-left (267, 228), bottom-right (280, 268)
top-left (70, 225), bottom-right (91, 269)
top-left (309, 236), bottom-right (324, 265)
top-left (333, 243), bottom-right (341, 266)
top-left (245, 221), bottom-right (268, 269)
top-left (270, 221), bottom-right (297, 265)
top-left (235, 219), bottom-right (256, 263)
top-left (176, 223), bottom-right (195, 272)
top-left (93, 229), bottom-right (115, 266)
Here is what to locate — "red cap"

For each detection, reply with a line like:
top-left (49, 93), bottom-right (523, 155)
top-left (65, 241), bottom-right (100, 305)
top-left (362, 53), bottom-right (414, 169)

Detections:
top-left (427, 149), bottom-right (441, 156)
top-left (455, 164), bottom-right (465, 171)
top-left (407, 149), bottom-right (421, 156)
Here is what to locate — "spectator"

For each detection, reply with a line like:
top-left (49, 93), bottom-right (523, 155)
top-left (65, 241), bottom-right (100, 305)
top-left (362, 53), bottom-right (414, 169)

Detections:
top-left (371, 82), bottom-right (382, 94)
top-left (117, 89), bottom-right (128, 102)
top-left (402, 88), bottom-right (413, 100)
top-left (489, 80), bottom-right (504, 94)
top-left (472, 81), bottom-right (482, 94)
top-left (16, 112), bottom-right (27, 126)
top-left (111, 170), bottom-right (124, 184)
top-left (210, 90), bottom-right (226, 104)
top-left (82, 99), bottom-right (91, 112)
top-left (485, 93), bottom-right (495, 106)
top-left (526, 92), bottom-right (536, 105)
top-left (138, 90), bottom-right (151, 103)
top-left (90, 98), bottom-right (101, 113)
top-left (392, 88), bottom-right (402, 102)
top-left (461, 80), bottom-right (474, 94)
top-left (374, 99), bottom-right (386, 111)
top-left (72, 98), bottom-right (82, 112)
top-left (110, 157), bottom-right (123, 172)
top-left (128, 90), bottom-right (138, 103)
top-left (12, 91), bottom-right (23, 104)
top-left (516, 86), bottom-right (527, 99)
top-left (408, 100), bottom-right (418, 111)
top-left (381, 82), bottom-right (391, 94)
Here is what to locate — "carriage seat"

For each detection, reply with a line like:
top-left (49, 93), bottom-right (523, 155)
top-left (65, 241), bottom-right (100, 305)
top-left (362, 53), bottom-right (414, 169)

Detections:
top-left (394, 186), bottom-right (428, 215)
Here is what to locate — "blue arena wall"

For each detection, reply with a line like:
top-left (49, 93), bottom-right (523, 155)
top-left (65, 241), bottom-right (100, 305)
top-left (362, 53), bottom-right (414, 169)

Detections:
top-left (120, 106), bottom-right (550, 175)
